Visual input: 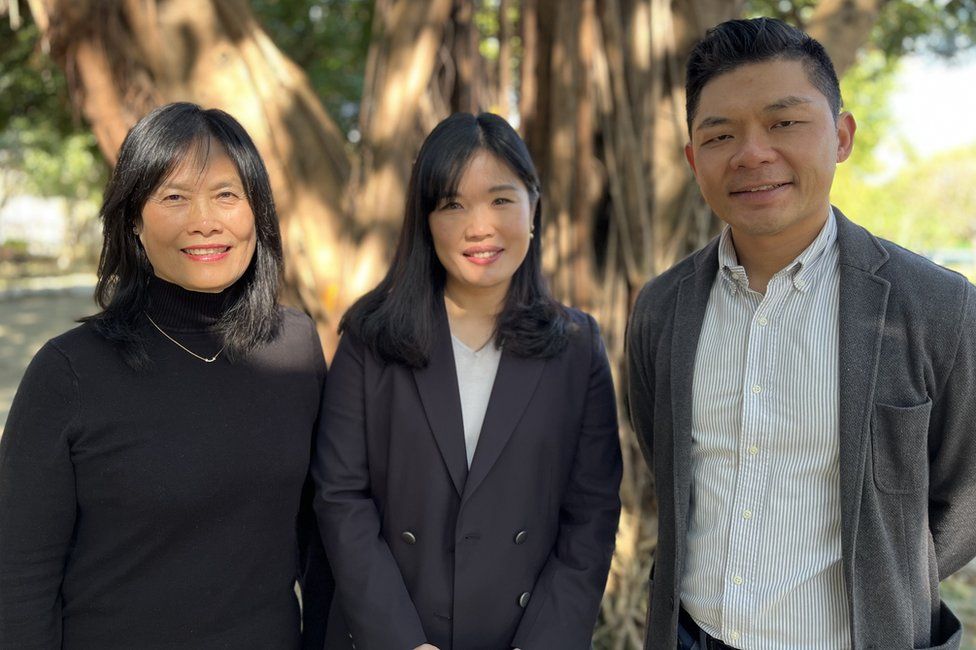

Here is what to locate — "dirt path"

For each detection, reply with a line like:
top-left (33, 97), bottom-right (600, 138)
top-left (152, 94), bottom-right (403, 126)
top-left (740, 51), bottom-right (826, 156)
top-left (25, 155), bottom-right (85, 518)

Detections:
top-left (0, 288), bottom-right (97, 431)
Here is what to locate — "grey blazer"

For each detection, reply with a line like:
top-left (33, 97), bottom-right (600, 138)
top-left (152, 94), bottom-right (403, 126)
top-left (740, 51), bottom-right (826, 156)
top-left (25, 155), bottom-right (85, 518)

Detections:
top-left (627, 209), bottom-right (976, 650)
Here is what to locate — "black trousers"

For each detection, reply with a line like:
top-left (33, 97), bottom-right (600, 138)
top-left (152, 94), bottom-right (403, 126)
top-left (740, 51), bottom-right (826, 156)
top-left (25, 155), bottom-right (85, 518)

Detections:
top-left (676, 607), bottom-right (741, 650)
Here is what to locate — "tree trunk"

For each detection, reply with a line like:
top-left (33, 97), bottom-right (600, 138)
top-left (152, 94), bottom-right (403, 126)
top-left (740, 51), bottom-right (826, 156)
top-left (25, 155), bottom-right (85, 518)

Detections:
top-left (523, 1), bottom-right (745, 645)
top-left (807, 0), bottom-right (887, 76)
top-left (28, 0), bottom-right (456, 356)
top-left (344, 0), bottom-right (454, 350)
top-left (25, 1), bottom-right (888, 646)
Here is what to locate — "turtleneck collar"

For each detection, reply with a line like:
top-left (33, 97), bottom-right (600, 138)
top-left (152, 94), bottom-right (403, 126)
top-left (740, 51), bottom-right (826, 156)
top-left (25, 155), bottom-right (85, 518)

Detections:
top-left (146, 275), bottom-right (237, 332)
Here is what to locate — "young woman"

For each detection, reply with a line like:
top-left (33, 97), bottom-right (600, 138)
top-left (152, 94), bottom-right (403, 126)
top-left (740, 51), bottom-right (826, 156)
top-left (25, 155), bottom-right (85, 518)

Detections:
top-left (314, 112), bottom-right (622, 650)
top-left (0, 103), bottom-right (330, 649)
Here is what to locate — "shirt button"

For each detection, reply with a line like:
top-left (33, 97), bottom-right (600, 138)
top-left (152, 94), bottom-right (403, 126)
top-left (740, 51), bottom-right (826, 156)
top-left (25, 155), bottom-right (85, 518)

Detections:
top-left (751, 385), bottom-right (762, 394)
top-left (743, 509), bottom-right (753, 519)
top-left (732, 575), bottom-right (744, 585)
top-left (758, 315), bottom-right (769, 326)
top-left (730, 630), bottom-right (741, 641)
top-left (748, 445), bottom-right (759, 455)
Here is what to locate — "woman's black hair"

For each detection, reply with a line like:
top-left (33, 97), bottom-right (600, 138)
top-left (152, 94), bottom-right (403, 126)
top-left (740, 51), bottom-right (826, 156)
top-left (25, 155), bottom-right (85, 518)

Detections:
top-left (340, 111), bottom-right (571, 368)
top-left (83, 102), bottom-right (284, 368)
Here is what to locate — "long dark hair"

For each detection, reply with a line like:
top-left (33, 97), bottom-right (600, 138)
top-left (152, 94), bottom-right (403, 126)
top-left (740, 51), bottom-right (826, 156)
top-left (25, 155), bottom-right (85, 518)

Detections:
top-left (341, 112), bottom-right (571, 368)
top-left (83, 102), bottom-right (284, 368)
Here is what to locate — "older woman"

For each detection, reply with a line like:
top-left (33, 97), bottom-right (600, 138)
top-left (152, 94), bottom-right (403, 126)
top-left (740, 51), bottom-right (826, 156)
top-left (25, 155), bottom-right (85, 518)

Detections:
top-left (314, 112), bottom-right (622, 650)
top-left (0, 103), bottom-right (329, 649)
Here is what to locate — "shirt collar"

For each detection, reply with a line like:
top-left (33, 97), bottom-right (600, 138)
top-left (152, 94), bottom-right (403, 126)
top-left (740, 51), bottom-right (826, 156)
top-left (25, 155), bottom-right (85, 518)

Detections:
top-left (718, 207), bottom-right (838, 295)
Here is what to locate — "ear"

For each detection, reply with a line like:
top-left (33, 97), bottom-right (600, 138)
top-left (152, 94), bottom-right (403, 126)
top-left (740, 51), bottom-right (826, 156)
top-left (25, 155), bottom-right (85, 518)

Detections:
top-left (835, 112), bottom-right (856, 163)
top-left (684, 142), bottom-right (698, 175)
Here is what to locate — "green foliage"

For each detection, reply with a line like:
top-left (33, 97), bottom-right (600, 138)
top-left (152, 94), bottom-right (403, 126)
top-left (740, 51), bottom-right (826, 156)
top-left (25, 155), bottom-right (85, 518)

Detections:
top-left (0, 10), bottom-right (75, 136)
top-left (0, 7), bottom-right (106, 202)
top-left (873, 0), bottom-right (976, 59)
top-left (836, 50), bottom-right (899, 175)
top-left (830, 43), bottom-right (976, 263)
top-left (834, 144), bottom-right (976, 255)
top-left (747, 0), bottom-right (976, 59)
top-left (0, 118), bottom-right (104, 200)
top-left (251, 0), bottom-right (372, 135)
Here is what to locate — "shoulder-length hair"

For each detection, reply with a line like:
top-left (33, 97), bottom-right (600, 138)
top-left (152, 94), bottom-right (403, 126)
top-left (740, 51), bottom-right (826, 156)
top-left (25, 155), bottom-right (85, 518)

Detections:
top-left (84, 102), bottom-right (283, 367)
top-left (341, 111), bottom-right (571, 368)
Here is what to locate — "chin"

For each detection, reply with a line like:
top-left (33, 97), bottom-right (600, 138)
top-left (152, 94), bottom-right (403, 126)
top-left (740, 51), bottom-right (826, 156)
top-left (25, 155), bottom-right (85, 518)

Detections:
top-left (186, 278), bottom-right (237, 293)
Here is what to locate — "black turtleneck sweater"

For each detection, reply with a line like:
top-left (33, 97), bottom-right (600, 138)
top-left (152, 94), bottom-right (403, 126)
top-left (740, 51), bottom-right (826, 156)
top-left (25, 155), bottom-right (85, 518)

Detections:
top-left (0, 278), bottom-right (331, 649)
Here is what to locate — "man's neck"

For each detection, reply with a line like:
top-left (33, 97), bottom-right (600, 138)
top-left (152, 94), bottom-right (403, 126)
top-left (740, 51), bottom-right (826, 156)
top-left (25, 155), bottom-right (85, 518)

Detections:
top-left (730, 211), bottom-right (829, 294)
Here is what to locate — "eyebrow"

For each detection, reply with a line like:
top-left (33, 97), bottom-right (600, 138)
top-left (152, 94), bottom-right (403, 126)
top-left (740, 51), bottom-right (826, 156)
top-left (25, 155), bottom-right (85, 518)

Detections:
top-left (695, 116), bottom-right (730, 131)
top-left (443, 183), bottom-right (519, 198)
top-left (488, 183), bottom-right (518, 192)
top-left (763, 95), bottom-right (813, 112)
top-left (156, 179), bottom-right (241, 192)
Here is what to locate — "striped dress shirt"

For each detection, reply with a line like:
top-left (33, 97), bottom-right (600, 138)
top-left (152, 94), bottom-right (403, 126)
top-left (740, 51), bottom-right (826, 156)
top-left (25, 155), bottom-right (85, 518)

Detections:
top-left (681, 210), bottom-right (851, 649)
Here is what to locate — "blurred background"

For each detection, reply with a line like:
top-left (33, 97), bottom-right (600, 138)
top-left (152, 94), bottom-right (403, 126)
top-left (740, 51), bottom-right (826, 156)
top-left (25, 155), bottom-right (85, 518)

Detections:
top-left (1, 0), bottom-right (974, 646)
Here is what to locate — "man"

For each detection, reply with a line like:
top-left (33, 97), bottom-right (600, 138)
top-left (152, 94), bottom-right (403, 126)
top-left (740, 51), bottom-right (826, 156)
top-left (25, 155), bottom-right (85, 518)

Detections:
top-left (627, 17), bottom-right (976, 650)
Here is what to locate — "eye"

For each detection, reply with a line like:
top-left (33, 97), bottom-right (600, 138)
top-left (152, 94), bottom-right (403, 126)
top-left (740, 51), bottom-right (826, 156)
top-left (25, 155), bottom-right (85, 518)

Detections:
top-left (438, 200), bottom-right (463, 211)
top-left (217, 190), bottom-right (240, 200)
top-left (773, 120), bottom-right (800, 129)
top-left (492, 196), bottom-right (514, 206)
top-left (160, 193), bottom-right (184, 202)
top-left (703, 134), bottom-right (732, 146)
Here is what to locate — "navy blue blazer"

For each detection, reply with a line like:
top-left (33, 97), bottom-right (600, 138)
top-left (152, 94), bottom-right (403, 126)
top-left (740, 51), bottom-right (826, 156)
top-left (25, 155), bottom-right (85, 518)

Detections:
top-left (313, 304), bottom-right (622, 650)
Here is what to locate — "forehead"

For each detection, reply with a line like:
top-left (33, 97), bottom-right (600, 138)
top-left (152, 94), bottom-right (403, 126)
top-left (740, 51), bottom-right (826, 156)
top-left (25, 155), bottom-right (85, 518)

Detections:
top-left (159, 138), bottom-right (239, 185)
top-left (455, 150), bottom-right (522, 191)
top-left (694, 59), bottom-right (830, 123)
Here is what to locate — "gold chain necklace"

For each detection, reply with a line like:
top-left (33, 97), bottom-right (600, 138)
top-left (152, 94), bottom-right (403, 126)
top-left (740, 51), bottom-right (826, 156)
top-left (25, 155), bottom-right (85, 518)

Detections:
top-left (144, 312), bottom-right (225, 363)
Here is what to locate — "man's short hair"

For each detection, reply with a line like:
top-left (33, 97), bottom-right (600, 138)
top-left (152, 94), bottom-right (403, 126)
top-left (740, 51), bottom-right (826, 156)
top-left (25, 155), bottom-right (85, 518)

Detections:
top-left (685, 17), bottom-right (842, 135)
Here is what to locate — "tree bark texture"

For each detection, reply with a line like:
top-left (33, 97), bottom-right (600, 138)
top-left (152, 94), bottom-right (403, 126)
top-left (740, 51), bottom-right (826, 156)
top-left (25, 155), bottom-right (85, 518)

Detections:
top-left (28, 0), bottom-right (453, 354)
top-left (25, 0), bottom-right (884, 645)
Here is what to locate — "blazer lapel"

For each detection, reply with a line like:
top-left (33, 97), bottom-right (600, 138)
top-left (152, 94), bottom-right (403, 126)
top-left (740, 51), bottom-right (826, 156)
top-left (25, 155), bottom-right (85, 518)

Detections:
top-left (670, 240), bottom-right (719, 534)
top-left (461, 350), bottom-right (546, 506)
top-left (834, 209), bottom-right (890, 598)
top-left (412, 302), bottom-right (469, 496)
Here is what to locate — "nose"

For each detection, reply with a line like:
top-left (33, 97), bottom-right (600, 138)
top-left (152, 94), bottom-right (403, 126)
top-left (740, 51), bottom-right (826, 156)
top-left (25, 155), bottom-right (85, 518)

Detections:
top-left (186, 198), bottom-right (223, 236)
top-left (464, 205), bottom-right (494, 240)
top-left (730, 130), bottom-right (777, 169)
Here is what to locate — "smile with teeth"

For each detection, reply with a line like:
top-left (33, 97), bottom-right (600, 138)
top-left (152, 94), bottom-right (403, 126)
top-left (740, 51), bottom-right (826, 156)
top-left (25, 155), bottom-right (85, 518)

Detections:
top-left (466, 250), bottom-right (500, 259)
top-left (735, 182), bottom-right (788, 193)
top-left (183, 247), bottom-right (230, 255)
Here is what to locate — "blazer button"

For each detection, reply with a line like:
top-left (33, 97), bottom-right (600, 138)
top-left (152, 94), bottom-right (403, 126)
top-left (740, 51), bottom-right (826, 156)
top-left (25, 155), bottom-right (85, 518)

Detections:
top-left (514, 530), bottom-right (528, 544)
top-left (401, 531), bottom-right (417, 544)
top-left (518, 591), bottom-right (531, 608)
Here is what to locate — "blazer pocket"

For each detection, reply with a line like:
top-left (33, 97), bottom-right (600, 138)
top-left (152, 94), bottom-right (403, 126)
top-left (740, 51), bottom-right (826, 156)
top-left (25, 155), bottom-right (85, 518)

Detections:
top-left (871, 399), bottom-right (932, 495)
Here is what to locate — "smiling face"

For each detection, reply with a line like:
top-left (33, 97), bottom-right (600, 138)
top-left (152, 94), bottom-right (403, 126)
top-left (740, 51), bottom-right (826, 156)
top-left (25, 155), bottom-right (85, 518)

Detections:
top-left (685, 58), bottom-right (855, 246)
top-left (428, 149), bottom-right (534, 303)
top-left (137, 143), bottom-right (257, 293)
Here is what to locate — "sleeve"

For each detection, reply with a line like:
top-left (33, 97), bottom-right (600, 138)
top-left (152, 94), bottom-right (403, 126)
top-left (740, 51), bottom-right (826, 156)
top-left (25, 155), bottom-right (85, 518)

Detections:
top-left (0, 342), bottom-right (78, 648)
top-left (311, 334), bottom-right (428, 650)
top-left (626, 285), bottom-right (656, 468)
top-left (928, 281), bottom-right (976, 579)
top-left (511, 315), bottom-right (623, 650)
top-left (298, 322), bottom-right (334, 650)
